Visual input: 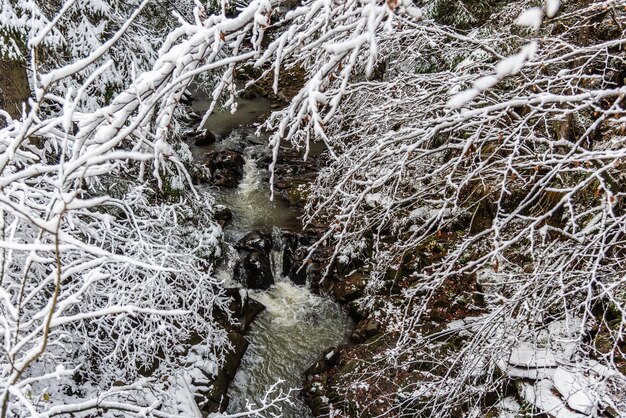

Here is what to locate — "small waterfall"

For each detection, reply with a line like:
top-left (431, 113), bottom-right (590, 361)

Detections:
top-left (217, 154), bottom-right (277, 238)
top-left (270, 227), bottom-right (287, 283)
top-left (226, 277), bottom-right (352, 417)
top-left (238, 154), bottom-right (262, 197)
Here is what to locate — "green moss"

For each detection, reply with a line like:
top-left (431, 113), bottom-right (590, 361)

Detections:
top-left (429, 0), bottom-right (503, 29)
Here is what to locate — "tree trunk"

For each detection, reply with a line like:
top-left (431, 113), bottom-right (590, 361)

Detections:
top-left (0, 60), bottom-right (30, 120)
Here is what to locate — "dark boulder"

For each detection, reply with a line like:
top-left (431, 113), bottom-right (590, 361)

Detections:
top-left (185, 129), bottom-right (217, 147)
top-left (200, 331), bottom-right (248, 413)
top-left (302, 346), bottom-right (344, 418)
top-left (241, 251), bottom-right (274, 290)
top-left (305, 346), bottom-right (340, 376)
top-left (331, 273), bottom-right (368, 303)
top-left (235, 230), bottom-right (272, 253)
top-left (191, 128), bottom-right (217, 146)
top-left (234, 230), bottom-right (275, 290)
top-left (280, 231), bottom-right (300, 278)
top-left (214, 205), bottom-right (233, 227)
top-left (204, 150), bottom-right (245, 188)
top-left (223, 287), bottom-right (266, 333)
top-left (350, 318), bottom-right (382, 343)
top-left (180, 92), bottom-right (194, 106)
top-left (282, 237), bottom-right (324, 286)
top-left (197, 288), bottom-right (267, 414)
top-left (239, 297), bottom-right (265, 331)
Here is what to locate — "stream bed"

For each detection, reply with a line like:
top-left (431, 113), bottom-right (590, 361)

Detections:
top-left (190, 91), bottom-right (352, 416)
top-left (218, 155), bottom-right (351, 417)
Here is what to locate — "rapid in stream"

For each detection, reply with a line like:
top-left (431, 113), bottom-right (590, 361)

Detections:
top-left (227, 281), bottom-right (351, 416)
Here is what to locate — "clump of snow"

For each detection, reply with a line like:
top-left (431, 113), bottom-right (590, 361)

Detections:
top-left (495, 41), bottom-right (538, 77)
top-left (546, 0), bottom-right (560, 18)
top-left (447, 88), bottom-right (480, 109)
top-left (405, 5), bottom-right (422, 20)
top-left (515, 7), bottom-right (544, 31)
top-left (473, 75), bottom-right (498, 91)
top-left (365, 192), bottom-right (393, 208)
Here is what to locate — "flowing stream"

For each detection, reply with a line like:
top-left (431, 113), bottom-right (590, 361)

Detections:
top-left (223, 153), bottom-right (351, 417)
top-left (190, 92), bottom-right (352, 416)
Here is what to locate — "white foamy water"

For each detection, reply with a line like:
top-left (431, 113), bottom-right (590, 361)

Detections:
top-left (226, 279), bottom-right (352, 417)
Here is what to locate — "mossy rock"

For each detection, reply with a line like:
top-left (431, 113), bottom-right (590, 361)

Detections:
top-left (331, 273), bottom-right (368, 302)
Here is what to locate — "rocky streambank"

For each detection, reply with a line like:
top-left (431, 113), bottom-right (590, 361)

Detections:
top-left (182, 77), bottom-right (467, 417)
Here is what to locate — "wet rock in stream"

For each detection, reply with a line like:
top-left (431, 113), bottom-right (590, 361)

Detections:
top-left (305, 346), bottom-right (340, 376)
top-left (235, 230), bottom-right (272, 253)
top-left (238, 251), bottom-right (274, 290)
top-left (198, 331), bottom-right (248, 413)
top-left (213, 204), bottom-right (233, 228)
top-left (278, 231), bottom-right (310, 285)
top-left (204, 150), bottom-right (245, 187)
top-left (190, 128), bottom-right (217, 146)
top-left (234, 230), bottom-right (275, 290)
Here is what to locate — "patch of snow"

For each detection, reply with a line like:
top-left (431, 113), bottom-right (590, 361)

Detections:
top-left (405, 5), bottom-right (422, 20)
top-left (553, 368), bottom-right (597, 415)
top-left (496, 396), bottom-right (521, 418)
top-left (498, 358), bottom-right (556, 380)
top-left (455, 56), bottom-right (474, 71)
top-left (518, 380), bottom-right (587, 418)
top-left (587, 360), bottom-right (616, 378)
top-left (365, 192), bottom-right (393, 208)
top-left (509, 342), bottom-right (558, 368)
